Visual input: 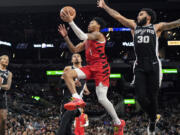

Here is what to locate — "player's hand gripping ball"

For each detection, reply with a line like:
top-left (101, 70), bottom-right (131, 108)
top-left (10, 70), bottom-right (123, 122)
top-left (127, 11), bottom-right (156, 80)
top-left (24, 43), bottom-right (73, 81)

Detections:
top-left (60, 6), bottom-right (76, 22)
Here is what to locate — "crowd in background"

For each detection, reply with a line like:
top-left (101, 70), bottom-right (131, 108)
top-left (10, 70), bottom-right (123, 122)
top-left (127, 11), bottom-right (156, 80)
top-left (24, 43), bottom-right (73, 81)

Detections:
top-left (6, 106), bottom-right (180, 135)
top-left (5, 82), bottom-right (180, 135)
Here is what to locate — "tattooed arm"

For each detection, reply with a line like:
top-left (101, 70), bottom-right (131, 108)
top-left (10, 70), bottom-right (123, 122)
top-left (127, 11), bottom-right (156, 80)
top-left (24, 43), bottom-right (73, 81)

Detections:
top-left (97, 0), bottom-right (136, 30)
top-left (156, 19), bottom-right (180, 31)
top-left (154, 19), bottom-right (180, 37)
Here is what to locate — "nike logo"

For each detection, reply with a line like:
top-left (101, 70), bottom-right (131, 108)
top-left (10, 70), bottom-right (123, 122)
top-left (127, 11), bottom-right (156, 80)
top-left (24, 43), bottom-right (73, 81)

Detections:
top-left (152, 61), bottom-right (158, 64)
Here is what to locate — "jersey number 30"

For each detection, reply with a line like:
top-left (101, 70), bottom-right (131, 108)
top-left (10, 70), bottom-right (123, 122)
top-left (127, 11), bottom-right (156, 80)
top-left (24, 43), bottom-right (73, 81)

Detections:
top-left (137, 36), bottom-right (150, 43)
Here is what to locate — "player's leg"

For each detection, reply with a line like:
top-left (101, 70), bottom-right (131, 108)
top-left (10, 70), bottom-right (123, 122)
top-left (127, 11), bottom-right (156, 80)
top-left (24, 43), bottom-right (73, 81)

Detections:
top-left (80, 129), bottom-right (84, 135)
top-left (74, 130), bottom-right (78, 135)
top-left (95, 82), bottom-right (125, 135)
top-left (94, 62), bottom-right (125, 134)
top-left (63, 69), bottom-right (79, 97)
top-left (134, 70), bottom-right (151, 114)
top-left (93, 62), bottom-right (121, 124)
top-left (96, 83), bottom-right (120, 125)
top-left (56, 111), bottom-right (72, 135)
top-left (64, 66), bottom-right (90, 97)
top-left (146, 62), bottom-right (162, 133)
top-left (66, 110), bottom-right (80, 135)
top-left (63, 69), bottom-right (85, 111)
top-left (65, 122), bottom-right (73, 135)
top-left (57, 88), bottom-right (74, 135)
top-left (64, 66), bottom-right (91, 111)
top-left (56, 110), bottom-right (79, 135)
top-left (75, 129), bottom-right (80, 135)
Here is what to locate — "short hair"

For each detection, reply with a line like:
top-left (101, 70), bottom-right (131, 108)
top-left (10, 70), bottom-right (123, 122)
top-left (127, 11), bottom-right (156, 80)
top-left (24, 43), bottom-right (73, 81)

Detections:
top-left (71, 53), bottom-right (81, 59)
top-left (0, 55), bottom-right (9, 60)
top-left (141, 8), bottom-right (157, 24)
top-left (93, 17), bottom-right (107, 30)
top-left (72, 53), bottom-right (81, 58)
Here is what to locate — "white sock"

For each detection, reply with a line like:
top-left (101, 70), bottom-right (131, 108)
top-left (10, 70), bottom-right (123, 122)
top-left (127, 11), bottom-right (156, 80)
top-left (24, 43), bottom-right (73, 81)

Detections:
top-left (72, 93), bottom-right (81, 99)
top-left (102, 98), bottom-right (121, 125)
top-left (114, 118), bottom-right (121, 125)
top-left (96, 83), bottom-right (121, 125)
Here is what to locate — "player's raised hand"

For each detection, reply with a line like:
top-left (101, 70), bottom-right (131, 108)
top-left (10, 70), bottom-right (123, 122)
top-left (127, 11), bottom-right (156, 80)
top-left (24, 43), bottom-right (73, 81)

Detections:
top-left (97, 0), bottom-right (106, 8)
top-left (58, 24), bottom-right (68, 38)
top-left (60, 10), bottom-right (74, 23)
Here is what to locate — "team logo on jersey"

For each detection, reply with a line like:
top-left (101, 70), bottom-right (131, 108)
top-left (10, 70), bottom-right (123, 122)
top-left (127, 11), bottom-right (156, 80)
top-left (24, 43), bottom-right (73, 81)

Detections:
top-left (135, 29), bottom-right (155, 35)
top-left (0, 72), bottom-right (8, 78)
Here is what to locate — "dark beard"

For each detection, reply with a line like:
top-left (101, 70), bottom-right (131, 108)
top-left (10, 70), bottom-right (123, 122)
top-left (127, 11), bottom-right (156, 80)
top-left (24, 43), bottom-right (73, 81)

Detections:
top-left (136, 17), bottom-right (147, 26)
top-left (1, 64), bottom-right (7, 68)
top-left (74, 61), bottom-right (80, 64)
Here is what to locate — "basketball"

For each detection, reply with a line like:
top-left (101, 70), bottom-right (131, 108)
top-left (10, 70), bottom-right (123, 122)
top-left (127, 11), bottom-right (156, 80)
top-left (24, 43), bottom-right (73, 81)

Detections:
top-left (60, 6), bottom-right (76, 21)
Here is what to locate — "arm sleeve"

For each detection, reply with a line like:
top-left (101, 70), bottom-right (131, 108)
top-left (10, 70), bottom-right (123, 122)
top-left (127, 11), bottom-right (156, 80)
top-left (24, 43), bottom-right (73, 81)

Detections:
top-left (69, 21), bottom-right (88, 41)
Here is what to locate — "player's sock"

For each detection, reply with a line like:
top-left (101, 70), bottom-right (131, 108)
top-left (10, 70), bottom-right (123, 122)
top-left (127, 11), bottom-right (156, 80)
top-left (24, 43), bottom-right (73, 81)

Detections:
top-left (114, 119), bottom-right (121, 125)
top-left (72, 93), bottom-right (81, 99)
top-left (99, 98), bottom-right (121, 125)
top-left (96, 83), bottom-right (121, 125)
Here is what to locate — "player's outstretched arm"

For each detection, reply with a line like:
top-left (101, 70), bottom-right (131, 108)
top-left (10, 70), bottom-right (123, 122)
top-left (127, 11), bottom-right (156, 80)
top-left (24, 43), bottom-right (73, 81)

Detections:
top-left (156, 19), bottom-right (180, 31)
top-left (97, 0), bottom-right (136, 29)
top-left (58, 24), bottom-right (85, 53)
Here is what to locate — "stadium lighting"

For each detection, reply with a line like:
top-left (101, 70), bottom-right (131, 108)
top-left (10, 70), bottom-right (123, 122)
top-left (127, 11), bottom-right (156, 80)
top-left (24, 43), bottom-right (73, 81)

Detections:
top-left (124, 99), bottom-right (136, 104)
top-left (33, 43), bottom-right (54, 48)
top-left (46, 70), bottom-right (64, 75)
top-left (46, 70), bottom-right (122, 78)
top-left (32, 96), bottom-right (40, 101)
top-left (110, 74), bottom-right (121, 78)
top-left (162, 69), bottom-right (178, 74)
top-left (101, 27), bottom-right (131, 32)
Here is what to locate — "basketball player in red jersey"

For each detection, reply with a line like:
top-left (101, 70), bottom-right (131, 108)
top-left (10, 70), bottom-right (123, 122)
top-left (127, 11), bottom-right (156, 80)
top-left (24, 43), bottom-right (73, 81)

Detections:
top-left (58, 10), bottom-right (125, 135)
top-left (74, 108), bottom-right (88, 135)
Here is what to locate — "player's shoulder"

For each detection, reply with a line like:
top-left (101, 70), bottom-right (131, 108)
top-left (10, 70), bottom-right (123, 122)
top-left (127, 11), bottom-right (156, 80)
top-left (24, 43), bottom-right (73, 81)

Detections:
top-left (64, 66), bottom-right (72, 69)
top-left (8, 71), bottom-right (12, 75)
top-left (92, 31), bottom-right (103, 36)
top-left (94, 31), bottom-right (106, 41)
top-left (154, 22), bottom-right (165, 31)
top-left (85, 114), bottom-right (88, 118)
top-left (64, 66), bottom-right (72, 71)
top-left (7, 70), bottom-right (13, 78)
